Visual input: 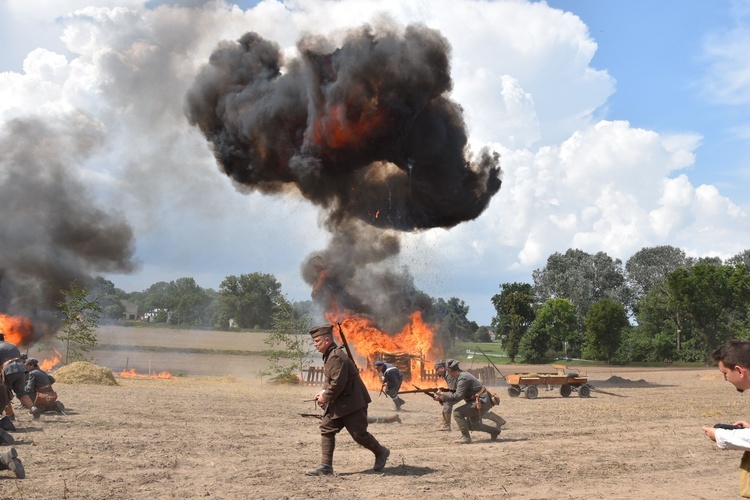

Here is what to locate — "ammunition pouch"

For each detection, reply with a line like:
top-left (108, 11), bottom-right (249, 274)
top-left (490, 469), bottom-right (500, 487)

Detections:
top-left (34, 390), bottom-right (58, 407)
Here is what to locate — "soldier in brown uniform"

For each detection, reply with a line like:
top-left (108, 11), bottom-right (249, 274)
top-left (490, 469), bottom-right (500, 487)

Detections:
top-left (306, 324), bottom-right (390, 476)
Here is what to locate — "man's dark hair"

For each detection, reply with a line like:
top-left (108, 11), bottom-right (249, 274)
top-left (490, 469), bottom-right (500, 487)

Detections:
top-left (711, 339), bottom-right (750, 369)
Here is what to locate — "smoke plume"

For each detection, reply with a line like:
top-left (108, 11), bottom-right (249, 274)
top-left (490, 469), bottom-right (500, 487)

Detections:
top-left (186, 21), bottom-right (502, 331)
top-left (0, 113), bottom-right (138, 339)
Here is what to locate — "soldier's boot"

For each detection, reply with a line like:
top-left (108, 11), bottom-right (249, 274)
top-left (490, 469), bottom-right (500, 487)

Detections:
top-left (0, 448), bottom-right (25, 479)
top-left (0, 416), bottom-right (15, 432)
top-left (0, 429), bottom-right (14, 445)
top-left (484, 411), bottom-right (506, 430)
top-left (394, 397), bottom-right (405, 412)
top-left (436, 412), bottom-right (451, 431)
top-left (477, 421), bottom-right (501, 441)
top-left (356, 433), bottom-right (389, 472)
top-left (373, 445), bottom-right (390, 472)
top-left (454, 416), bottom-right (472, 444)
top-left (306, 435), bottom-right (335, 476)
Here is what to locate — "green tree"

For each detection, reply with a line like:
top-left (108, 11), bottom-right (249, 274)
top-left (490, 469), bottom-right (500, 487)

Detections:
top-left (91, 277), bottom-right (128, 322)
top-left (520, 297), bottom-right (579, 362)
top-left (264, 297), bottom-right (314, 383)
top-left (582, 298), bottom-right (629, 364)
top-left (55, 281), bottom-right (102, 364)
top-left (533, 248), bottom-right (630, 325)
top-left (217, 273), bottom-right (284, 329)
top-left (431, 297), bottom-right (473, 346)
top-left (165, 277), bottom-right (211, 326)
top-left (491, 282), bottom-right (535, 362)
top-left (666, 264), bottom-right (750, 362)
top-left (142, 281), bottom-right (171, 322)
top-left (625, 245), bottom-right (688, 312)
top-left (472, 326), bottom-right (492, 343)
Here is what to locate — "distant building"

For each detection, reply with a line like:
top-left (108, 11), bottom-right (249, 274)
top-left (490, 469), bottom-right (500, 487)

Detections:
top-left (143, 308), bottom-right (169, 322)
top-left (121, 300), bottom-right (139, 321)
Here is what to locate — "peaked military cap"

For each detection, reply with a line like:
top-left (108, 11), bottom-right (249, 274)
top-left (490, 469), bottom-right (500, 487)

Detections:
top-left (308, 324), bottom-right (334, 338)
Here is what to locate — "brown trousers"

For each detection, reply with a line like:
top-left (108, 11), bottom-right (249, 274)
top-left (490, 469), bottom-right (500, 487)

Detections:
top-left (318, 406), bottom-right (381, 466)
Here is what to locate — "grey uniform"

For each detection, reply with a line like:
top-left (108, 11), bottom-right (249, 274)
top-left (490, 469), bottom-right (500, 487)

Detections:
top-left (440, 370), bottom-right (497, 440)
top-left (0, 342), bottom-right (27, 399)
top-left (26, 367), bottom-right (56, 407)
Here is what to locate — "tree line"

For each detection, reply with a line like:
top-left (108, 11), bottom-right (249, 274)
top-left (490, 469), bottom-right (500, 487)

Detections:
top-left (94, 274), bottom-right (479, 348)
top-left (492, 246), bottom-right (750, 365)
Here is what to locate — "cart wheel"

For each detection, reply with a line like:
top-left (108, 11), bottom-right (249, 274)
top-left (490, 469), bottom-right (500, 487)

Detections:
top-left (578, 384), bottom-right (591, 398)
top-left (559, 384), bottom-right (572, 398)
top-left (525, 386), bottom-right (538, 399)
top-left (508, 385), bottom-right (521, 398)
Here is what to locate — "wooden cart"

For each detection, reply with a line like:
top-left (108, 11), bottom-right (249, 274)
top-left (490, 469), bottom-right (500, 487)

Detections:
top-left (505, 364), bottom-right (590, 399)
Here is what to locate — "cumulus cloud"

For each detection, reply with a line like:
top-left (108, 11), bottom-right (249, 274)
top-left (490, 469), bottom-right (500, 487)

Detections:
top-left (0, 0), bottom-right (747, 325)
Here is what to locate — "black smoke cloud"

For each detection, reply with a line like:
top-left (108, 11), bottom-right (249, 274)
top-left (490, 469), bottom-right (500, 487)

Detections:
top-left (0, 114), bottom-right (138, 338)
top-left (186, 22), bottom-right (502, 331)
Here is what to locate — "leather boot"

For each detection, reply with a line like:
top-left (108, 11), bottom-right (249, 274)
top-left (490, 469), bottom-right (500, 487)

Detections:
top-left (394, 397), bottom-right (405, 412)
top-left (3, 403), bottom-right (14, 420)
top-left (485, 411), bottom-right (506, 430)
top-left (454, 415), bottom-right (471, 444)
top-left (0, 429), bottom-right (14, 445)
top-left (305, 464), bottom-right (333, 476)
top-left (476, 421), bottom-right (501, 441)
top-left (307, 435), bottom-right (335, 476)
top-left (436, 412), bottom-right (451, 431)
top-left (0, 416), bottom-right (15, 432)
top-left (373, 446), bottom-right (390, 472)
top-left (0, 448), bottom-right (24, 479)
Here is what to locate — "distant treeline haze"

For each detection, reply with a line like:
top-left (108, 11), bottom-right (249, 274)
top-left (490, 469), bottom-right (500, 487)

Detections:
top-left (92, 245), bottom-right (750, 365)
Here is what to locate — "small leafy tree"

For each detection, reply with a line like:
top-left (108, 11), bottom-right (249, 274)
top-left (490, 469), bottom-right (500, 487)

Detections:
top-left (582, 298), bottom-right (629, 365)
top-left (55, 281), bottom-right (102, 364)
top-left (264, 298), bottom-right (314, 383)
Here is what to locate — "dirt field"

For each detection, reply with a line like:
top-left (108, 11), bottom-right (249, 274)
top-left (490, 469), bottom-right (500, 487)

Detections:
top-left (1, 326), bottom-right (747, 499)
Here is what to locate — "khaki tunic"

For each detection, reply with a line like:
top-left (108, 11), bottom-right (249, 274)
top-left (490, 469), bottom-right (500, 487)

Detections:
top-left (319, 345), bottom-right (371, 419)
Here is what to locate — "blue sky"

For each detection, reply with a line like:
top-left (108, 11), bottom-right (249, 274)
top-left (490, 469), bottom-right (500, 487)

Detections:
top-left (1, 0), bottom-right (750, 326)
top-left (546, 0), bottom-right (750, 198)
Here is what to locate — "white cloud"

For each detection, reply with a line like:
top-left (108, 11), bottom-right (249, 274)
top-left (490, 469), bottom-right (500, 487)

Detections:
top-left (0, 0), bottom-right (748, 325)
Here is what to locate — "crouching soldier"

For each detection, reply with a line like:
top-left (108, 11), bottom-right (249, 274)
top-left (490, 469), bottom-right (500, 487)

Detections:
top-left (0, 332), bottom-right (35, 419)
top-left (374, 360), bottom-right (406, 411)
top-left (434, 360), bottom-right (499, 444)
top-left (25, 358), bottom-right (63, 418)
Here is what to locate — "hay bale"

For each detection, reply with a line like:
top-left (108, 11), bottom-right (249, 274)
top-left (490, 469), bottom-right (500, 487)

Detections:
top-left (54, 361), bottom-right (119, 386)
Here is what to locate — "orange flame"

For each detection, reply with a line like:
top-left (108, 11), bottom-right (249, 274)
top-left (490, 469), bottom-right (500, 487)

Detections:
top-left (119, 368), bottom-right (175, 380)
top-left (40, 348), bottom-right (63, 372)
top-left (312, 103), bottom-right (386, 150)
top-left (0, 313), bottom-right (35, 346)
top-left (326, 311), bottom-right (443, 390)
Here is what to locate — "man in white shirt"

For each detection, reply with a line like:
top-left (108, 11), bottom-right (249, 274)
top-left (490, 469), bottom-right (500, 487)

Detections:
top-left (702, 339), bottom-right (750, 498)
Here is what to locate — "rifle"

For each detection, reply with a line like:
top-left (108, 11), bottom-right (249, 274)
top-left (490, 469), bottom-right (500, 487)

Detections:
top-left (299, 413), bottom-right (323, 419)
top-left (336, 323), bottom-right (358, 371)
top-left (475, 345), bottom-right (505, 379)
top-left (410, 383), bottom-right (452, 401)
top-left (398, 387), bottom-right (455, 395)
